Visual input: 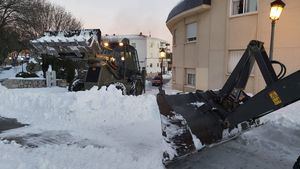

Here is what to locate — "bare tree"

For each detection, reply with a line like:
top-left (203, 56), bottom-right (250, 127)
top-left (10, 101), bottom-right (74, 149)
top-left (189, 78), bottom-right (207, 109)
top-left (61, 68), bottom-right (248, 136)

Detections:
top-left (0, 0), bottom-right (82, 62)
top-left (0, 0), bottom-right (21, 31)
top-left (9, 0), bottom-right (82, 41)
top-left (52, 5), bottom-right (82, 31)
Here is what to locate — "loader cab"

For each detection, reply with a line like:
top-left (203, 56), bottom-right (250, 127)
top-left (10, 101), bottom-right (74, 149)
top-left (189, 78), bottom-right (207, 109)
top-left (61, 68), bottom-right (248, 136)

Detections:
top-left (69, 38), bottom-right (145, 95)
top-left (101, 38), bottom-right (141, 78)
top-left (84, 60), bottom-right (117, 90)
top-left (113, 45), bottom-right (140, 76)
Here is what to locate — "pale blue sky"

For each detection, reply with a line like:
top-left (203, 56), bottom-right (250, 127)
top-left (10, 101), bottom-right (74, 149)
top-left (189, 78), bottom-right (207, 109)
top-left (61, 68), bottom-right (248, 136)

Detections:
top-left (49, 0), bottom-right (181, 42)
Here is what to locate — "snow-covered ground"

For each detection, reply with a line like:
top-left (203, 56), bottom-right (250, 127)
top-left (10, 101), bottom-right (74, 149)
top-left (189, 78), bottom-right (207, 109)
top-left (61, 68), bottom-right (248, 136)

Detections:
top-left (0, 64), bottom-right (43, 80)
top-left (0, 69), bottom-right (299, 169)
top-left (0, 86), bottom-right (164, 169)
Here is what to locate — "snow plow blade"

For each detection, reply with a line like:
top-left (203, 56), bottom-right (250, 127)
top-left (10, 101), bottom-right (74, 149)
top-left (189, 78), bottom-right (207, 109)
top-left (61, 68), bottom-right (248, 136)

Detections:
top-left (157, 40), bottom-right (300, 165)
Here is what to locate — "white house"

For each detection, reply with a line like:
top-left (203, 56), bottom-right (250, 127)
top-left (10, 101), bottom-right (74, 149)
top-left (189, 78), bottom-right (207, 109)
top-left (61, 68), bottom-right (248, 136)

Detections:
top-left (102, 33), bottom-right (169, 75)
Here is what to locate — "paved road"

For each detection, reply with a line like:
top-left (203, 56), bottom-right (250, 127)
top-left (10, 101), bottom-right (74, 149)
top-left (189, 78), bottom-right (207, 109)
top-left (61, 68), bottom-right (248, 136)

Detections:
top-left (166, 124), bottom-right (299, 169)
top-left (0, 117), bottom-right (26, 133)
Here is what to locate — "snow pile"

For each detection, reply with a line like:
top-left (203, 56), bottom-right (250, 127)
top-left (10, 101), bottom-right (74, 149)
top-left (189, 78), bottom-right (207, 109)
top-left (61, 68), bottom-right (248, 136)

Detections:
top-left (0, 86), bottom-right (159, 129)
top-left (0, 85), bottom-right (164, 169)
top-left (0, 83), bottom-right (299, 169)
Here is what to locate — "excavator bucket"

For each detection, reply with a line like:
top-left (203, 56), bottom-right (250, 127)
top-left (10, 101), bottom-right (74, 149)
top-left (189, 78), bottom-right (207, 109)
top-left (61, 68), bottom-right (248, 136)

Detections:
top-left (157, 40), bottom-right (300, 165)
top-left (157, 90), bottom-right (228, 164)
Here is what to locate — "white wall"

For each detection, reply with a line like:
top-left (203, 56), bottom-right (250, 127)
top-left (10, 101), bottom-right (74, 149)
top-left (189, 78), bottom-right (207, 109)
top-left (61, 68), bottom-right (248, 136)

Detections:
top-left (129, 39), bottom-right (147, 68)
top-left (103, 35), bottom-right (169, 75)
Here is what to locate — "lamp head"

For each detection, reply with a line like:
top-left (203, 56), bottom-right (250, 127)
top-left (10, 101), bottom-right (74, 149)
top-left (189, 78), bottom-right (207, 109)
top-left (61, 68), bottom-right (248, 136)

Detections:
top-left (160, 49), bottom-right (166, 59)
top-left (270, 0), bottom-right (286, 21)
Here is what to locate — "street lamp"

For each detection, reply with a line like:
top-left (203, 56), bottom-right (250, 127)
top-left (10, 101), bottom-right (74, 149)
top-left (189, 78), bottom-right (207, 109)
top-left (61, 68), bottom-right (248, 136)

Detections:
top-left (159, 48), bottom-right (166, 90)
top-left (269, 0), bottom-right (286, 60)
top-left (21, 57), bottom-right (24, 72)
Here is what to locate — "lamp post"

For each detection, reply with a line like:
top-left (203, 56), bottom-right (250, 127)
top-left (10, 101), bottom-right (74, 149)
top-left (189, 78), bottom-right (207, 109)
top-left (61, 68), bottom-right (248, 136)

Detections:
top-left (21, 57), bottom-right (24, 72)
top-left (269, 0), bottom-right (286, 60)
top-left (159, 48), bottom-right (166, 90)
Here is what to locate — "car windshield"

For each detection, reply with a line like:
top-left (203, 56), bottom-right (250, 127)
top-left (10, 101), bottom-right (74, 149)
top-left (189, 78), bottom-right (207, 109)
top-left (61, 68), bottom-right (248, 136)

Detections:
top-left (153, 76), bottom-right (161, 80)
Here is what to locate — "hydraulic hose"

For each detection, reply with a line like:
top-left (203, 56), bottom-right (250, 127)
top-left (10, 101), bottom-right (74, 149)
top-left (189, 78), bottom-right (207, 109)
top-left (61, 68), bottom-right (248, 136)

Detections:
top-left (271, 60), bottom-right (287, 79)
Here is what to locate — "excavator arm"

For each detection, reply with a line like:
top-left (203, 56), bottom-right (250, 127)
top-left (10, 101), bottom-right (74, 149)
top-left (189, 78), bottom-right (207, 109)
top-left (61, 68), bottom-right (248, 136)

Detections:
top-left (157, 40), bottom-right (300, 165)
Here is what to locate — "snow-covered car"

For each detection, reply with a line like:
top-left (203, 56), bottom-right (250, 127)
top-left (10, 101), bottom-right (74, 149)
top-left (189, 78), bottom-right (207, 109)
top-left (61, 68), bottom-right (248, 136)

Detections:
top-left (151, 76), bottom-right (162, 86)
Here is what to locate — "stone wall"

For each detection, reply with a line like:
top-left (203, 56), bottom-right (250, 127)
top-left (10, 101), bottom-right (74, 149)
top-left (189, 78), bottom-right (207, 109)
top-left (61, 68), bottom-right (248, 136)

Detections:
top-left (1, 78), bottom-right (68, 89)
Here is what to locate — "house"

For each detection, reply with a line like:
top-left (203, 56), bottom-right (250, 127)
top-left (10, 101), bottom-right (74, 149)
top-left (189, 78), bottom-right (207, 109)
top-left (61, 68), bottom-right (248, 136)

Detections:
top-left (102, 33), bottom-right (170, 76)
top-left (167, 0), bottom-right (300, 93)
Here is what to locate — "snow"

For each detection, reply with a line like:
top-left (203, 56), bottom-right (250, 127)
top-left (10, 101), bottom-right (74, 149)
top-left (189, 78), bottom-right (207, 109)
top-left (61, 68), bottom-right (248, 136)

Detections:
top-left (0, 68), bottom-right (299, 169)
top-left (0, 85), bottom-right (164, 169)
top-left (32, 30), bottom-right (99, 44)
top-left (0, 65), bottom-right (24, 80)
top-left (190, 102), bottom-right (205, 108)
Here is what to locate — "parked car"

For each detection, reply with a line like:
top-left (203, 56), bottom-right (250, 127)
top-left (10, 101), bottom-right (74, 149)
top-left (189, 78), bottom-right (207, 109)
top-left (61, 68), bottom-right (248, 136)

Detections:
top-left (151, 75), bottom-right (162, 86)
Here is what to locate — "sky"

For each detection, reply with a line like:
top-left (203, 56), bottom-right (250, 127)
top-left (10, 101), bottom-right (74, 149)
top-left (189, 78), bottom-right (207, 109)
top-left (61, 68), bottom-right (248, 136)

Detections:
top-left (48, 0), bottom-right (181, 43)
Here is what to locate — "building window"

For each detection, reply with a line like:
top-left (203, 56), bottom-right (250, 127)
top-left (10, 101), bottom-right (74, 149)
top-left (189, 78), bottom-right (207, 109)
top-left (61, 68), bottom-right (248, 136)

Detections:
top-left (228, 50), bottom-right (255, 74)
top-left (231, 0), bottom-right (257, 16)
top-left (185, 69), bottom-right (196, 86)
top-left (173, 29), bottom-right (177, 45)
top-left (186, 22), bottom-right (197, 42)
top-left (157, 63), bottom-right (159, 67)
top-left (150, 63), bottom-right (153, 68)
top-left (187, 74), bottom-right (196, 86)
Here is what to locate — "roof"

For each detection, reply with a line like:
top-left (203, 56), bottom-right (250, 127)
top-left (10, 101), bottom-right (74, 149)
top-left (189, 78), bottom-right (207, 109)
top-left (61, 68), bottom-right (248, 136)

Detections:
top-left (166, 0), bottom-right (211, 22)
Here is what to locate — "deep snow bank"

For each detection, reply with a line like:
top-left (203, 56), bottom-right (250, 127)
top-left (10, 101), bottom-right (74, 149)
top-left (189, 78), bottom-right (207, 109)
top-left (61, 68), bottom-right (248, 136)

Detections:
top-left (0, 85), bottom-right (160, 129)
top-left (0, 84), bottom-right (299, 169)
top-left (0, 85), bottom-right (164, 169)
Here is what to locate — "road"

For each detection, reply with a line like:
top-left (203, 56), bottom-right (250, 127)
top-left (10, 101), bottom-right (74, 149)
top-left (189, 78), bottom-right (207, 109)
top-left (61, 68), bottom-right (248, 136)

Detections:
top-left (167, 123), bottom-right (299, 169)
top-left (0, 117), bottom-right (26, 133)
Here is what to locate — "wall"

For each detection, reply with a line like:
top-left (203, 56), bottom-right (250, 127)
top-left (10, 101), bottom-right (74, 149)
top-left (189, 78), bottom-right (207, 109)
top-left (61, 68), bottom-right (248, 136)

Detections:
top-left (169, 0), bottom-right (227, 91)
top-left (168, 0), bottom-right (300, 93)
top-left (1, 78), bottom-right (67, 89)
top-left (255, 0), bottom-right (300, 92)
top-left (130, 38), bottom-right (147, 69)
top-left (227, 0), bottom-right (300, 93)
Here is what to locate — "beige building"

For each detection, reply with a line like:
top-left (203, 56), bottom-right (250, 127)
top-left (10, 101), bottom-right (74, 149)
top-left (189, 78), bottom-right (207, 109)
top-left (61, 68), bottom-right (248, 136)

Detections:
top-left (167, 0), bottom-right (300, 93)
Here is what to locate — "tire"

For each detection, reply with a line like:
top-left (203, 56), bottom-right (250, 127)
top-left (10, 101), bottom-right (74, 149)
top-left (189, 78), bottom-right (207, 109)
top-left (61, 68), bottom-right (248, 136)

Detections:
top-left (112, 82), bottom-right (127, 95)
top-left (133, 79), bottom-right (144, 96)
top-left (68, 79), bottom-right (84, 92)
top-left (294, 156), bottom-right (300, 169)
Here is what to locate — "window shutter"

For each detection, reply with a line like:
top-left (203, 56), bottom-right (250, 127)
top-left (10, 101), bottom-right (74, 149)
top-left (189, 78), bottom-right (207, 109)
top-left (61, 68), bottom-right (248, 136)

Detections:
top-left (186, 23), bottom-right (197, 41)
